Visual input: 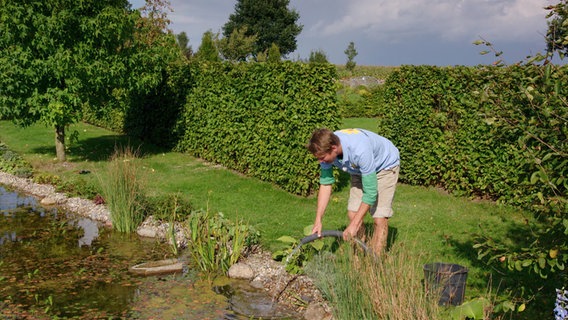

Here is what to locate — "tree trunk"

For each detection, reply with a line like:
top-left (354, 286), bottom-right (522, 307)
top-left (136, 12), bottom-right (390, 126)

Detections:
top-left (55, 125), bottom-right (66, 162)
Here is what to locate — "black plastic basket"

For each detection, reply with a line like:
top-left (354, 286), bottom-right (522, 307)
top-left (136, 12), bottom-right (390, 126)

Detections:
top-left (423, 262), bottom-right (468, 306)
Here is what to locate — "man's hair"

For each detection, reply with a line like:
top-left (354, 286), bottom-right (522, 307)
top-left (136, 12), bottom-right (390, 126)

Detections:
top-left (306, 128), bottom-right (340, 156)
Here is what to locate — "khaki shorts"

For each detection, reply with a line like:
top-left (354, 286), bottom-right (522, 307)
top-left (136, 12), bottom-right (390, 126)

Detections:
top-left (348, 166), bottom-right (399, 218)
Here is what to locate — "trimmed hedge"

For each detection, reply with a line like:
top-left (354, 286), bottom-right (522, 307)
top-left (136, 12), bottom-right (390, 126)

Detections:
top-left (175, 61), bottom-right (340, 196)
top-left (378, 65), bottom-right (567, 216)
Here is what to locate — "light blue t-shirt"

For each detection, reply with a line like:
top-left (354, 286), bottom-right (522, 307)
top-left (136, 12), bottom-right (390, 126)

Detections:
top-left (319, 128), bottom-right (400, 205)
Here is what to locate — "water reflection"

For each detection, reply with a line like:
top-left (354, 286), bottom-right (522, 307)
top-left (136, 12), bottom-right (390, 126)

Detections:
top-left (0, 185), bottom-right (172, 318)
top-left (73, 217), bottom-right (100, 246)
top-left (0, 185), bottom-right (39, 209)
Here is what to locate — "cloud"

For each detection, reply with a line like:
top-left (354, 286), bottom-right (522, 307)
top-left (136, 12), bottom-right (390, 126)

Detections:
top-left (311, 0), bottom-right (549, 43)
top-left (128, 0), bottom-right (560, 65)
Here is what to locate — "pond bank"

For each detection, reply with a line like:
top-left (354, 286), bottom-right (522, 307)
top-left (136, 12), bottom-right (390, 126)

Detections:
top-left (0, 171), bottom-right (332, 320)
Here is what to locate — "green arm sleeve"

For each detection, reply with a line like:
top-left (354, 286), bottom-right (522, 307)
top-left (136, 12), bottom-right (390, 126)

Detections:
top-left (319, 167), bottom-right (335, 185)
top-left (361, 173), bottom-right (378, 205)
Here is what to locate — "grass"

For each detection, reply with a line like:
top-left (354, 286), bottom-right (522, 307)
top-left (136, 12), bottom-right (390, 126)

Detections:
top-left (0, 120), bottom-right (539, 317)
top-left (342, 117), bottom-right (380, 131)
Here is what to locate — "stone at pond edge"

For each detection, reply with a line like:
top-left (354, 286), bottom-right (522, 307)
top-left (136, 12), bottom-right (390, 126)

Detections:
top-left (137, 215), bottom-right (188, 248)
top-left (304, 302), bottom-right (333, 320)
top-left (40, 196), bottom-right (58, 206)
top-left (228, 263), bottom-right (255, 280)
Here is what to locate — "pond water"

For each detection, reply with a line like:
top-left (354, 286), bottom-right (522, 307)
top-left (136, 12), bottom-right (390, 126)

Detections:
top-left (0, 185), bottom-right (299, 319)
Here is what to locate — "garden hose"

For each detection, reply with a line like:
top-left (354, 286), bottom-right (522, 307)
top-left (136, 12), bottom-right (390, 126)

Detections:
top-left (286, 230), bottom-right (371, 265)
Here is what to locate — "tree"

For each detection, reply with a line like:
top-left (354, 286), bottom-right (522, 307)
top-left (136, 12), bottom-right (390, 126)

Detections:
top-left (222, 0), bottom-right (303, 58)
top-left (309, 49), bottom-right (330, 64)
top-left (345, 41), bottom-right (358, 73)
top-left (0, 0), bottom-right (139, 161)
top-left (195, 30), bottom-right (221, 62)
top-left (0, 0), bottom-right (181, 161)
top-left (176, 31), bottom-right (193, 59)
top-left (545, 0), bottom-right (568, 59)
top-left (217, 26), bottom-right (257, 62)
top-left (266, 43), bottom-right (282, 63)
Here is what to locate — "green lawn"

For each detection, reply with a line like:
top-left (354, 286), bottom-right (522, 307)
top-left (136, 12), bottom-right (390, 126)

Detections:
top-left (0, 120), bottom-right (533, 307)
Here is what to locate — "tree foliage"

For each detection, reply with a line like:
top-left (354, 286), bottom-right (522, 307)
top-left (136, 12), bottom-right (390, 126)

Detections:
top-left (195, 30), bottom-right (220, 62)
top-left (176, 31), bottom-right (193, 59)
top-left (266, 43), bottom-right (282, 63)
top-left (545, 0), bottom-right (568, 59)
top-left (309, 49), bottom-right (330, 64)
top-left (0, 0), bottom-right (138, 161)
top-left (345, 41), bottom-right (358, 73)
top-left (0, 0), bottom-right (181, 161)
top-left (217, 26), bottom-right (257, 62)
top-left (222, 0), bottom-right (302, 58)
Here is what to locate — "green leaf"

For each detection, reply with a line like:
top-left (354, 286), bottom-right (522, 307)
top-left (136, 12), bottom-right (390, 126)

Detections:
top-left (310, 239), bottom-right (324, 251)
top-left (521, 259), bottom-right (532, 267)
top-left (502, 300), bottom-right (515, 312)
top-left (303, 224), bottom-right (314, 236)
top-left (530, 171), bottom-right (540, 184)
top-left (277, 235), bottom-right (297, 244)
top-left (451, 298), bottom-right (489, 320)
top-left (538, 257), bottom-right (546, 269)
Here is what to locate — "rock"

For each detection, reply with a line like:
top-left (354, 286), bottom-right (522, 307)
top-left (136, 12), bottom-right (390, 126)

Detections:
top-left (304, 302), bottom-right (332, 320)
top-left (228, 262), bottom-right (255, 280)
top-left (40, 196), bottom-right (58, 206)
top-left (137, 226), bottom-right (157, 238)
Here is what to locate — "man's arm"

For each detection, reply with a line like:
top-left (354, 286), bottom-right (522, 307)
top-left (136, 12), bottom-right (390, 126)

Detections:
top-left (343, 172), bottom-right (376, 239)
top-left (343, 202), bottom-right (370, 240)
top-left (313, 184), bottom-right (332, 237)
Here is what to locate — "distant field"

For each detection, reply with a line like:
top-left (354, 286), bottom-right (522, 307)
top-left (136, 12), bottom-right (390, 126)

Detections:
top-left (336, 65), bottom-right (399, 79)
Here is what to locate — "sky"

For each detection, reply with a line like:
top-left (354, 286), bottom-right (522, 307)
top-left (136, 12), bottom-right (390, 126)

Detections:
top-left (128, 0), bottom-right (560, 66)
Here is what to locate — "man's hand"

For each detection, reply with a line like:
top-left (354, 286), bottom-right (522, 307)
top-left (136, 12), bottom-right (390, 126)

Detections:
top-left (312, 220), bottom-right (323, 237)
top-left (343, 223), bottom-right (359, 241)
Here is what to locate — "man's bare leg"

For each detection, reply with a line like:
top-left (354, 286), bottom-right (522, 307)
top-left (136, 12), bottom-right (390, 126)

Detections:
top-left (371, 217), bottom-right (388, 255)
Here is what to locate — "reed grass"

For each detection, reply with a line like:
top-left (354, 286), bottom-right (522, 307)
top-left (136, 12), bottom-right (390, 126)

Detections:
top-left (306, 240), bottom-right (443, 320)
top-left (99, 145), bottom-right (146, 233)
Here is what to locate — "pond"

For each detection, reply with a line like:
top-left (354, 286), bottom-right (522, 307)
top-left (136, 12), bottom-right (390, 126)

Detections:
top-left (0, 185), bottom-right (299, 319)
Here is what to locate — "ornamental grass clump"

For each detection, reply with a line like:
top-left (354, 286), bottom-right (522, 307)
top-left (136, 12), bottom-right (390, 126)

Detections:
top-left (306, 241), bottom-right (442, 320)
top-left (100, 145), bottom-right (146, 233)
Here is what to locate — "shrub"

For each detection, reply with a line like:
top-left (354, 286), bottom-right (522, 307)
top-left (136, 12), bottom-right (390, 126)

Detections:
top-left (144, 193), bottom-right (193, 222)
top-left (0, 142), bottom-right (33, 178)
